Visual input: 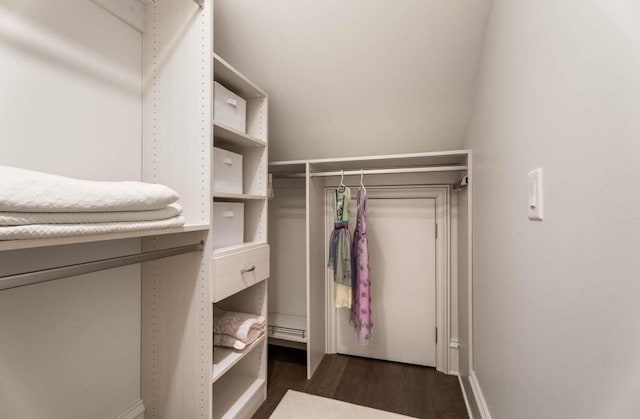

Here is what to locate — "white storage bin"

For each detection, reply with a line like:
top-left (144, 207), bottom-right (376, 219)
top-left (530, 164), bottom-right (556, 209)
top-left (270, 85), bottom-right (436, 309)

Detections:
top-left (213, 147), bottom-right (243, 194)
top-left (213, 202), bottom-right (244, 249)
top-left (214, 82), bottom-right (247, 133)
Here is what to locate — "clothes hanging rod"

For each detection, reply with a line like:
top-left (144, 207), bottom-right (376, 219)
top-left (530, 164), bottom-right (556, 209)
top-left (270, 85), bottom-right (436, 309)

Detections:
top-left (0, 242), bottom-right (204, 291)
top-left (347, 196), bottom-right (438, 200)
top-left (313, 166), bottom-right (467, 177)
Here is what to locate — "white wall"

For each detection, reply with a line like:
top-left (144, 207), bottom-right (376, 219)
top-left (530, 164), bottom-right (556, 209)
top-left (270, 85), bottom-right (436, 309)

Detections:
top-left (214, 0), bottom-right (491, 161)
top-left (0, 0), bottom-right (141, 180)
top-left (465, 0), bottom-right (640, 417)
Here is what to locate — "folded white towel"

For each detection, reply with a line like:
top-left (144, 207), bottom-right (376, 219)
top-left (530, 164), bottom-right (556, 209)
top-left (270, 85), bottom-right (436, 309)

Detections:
top-left (0, 216), bottom-right (185, 240)
top-left (214, 330), bottom-right (264, 351)
top-left (213, 306), bottom-right (266, 343)
top-left (0, 203), bottom-right (182, 226)
top-left (0, 166), bottom-right (179, 213)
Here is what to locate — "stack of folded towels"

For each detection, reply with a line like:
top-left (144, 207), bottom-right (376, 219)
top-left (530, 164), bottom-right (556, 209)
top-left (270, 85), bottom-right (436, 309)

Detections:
top-left (0, 166), bottom-right (185, 240)
top-left (213, 306), bottom-right (266, 351)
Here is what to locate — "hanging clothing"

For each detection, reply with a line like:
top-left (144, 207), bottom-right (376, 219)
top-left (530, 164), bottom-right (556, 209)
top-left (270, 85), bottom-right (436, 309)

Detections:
top-left (350, 187), bottom-right (373, 344)
top-left (328, 186), bottom-right (353, 308)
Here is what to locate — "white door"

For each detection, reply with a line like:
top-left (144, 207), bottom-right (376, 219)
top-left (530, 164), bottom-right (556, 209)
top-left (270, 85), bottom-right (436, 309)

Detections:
top-left (329, 191), bottom-right (437, 367)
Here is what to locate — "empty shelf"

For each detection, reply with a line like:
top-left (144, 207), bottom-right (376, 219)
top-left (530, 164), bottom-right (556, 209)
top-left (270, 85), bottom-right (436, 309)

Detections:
top-left (213, 54), bottom-right (266, 99)
top-left (212, 374), bottom-right (265, 419)
top-left (212, 334), bottom-right (265, 383)
top-left (268, 312), bottom-right (307, 343)
top-left (214, 122), bottom-right (266, 149)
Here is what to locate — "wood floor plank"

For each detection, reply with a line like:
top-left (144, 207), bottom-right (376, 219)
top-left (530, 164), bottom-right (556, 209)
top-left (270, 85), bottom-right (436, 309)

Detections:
top-left (333, 355), bottom-right (374, 406)
top-left (364, 359), bottom-right (408, 414)
top-left (405, 363), bottom-right (434, 418)
top-left (304, 354), bottom-right (348, 398)
top-left (429, 370), bottom-right (469, 416)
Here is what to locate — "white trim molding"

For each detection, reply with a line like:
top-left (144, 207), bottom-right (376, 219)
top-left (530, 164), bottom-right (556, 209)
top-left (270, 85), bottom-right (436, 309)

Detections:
top-left (113, 399), bottom-right (145, 419)
top-left (470, 371), bottom-right (493, 419)
top-left (459, 375), bottom-right (475, 419)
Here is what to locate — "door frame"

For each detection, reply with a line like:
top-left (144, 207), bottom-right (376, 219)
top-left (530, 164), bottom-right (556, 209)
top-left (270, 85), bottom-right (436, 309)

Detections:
top-left (324, 185), bottom-right (452, 374)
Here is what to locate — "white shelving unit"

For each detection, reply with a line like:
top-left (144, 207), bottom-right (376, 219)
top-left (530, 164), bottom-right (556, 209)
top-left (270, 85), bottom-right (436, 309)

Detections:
top-left (212, 54), bottom-right (269, 419)
top-left (1, 1), bottom-right (215, 418)
top-left (268, 151), bottom-right (470, 379)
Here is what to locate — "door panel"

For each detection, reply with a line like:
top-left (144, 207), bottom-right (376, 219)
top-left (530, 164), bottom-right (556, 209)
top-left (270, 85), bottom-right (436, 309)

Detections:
top-left (332, 194), bottom-right (437, 366)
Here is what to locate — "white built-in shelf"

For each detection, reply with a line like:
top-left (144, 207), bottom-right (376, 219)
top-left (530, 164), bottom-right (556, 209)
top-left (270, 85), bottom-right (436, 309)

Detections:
top-left (268, 312), bottom-right (307, 343)
top-left (212, 374), bottom-right (266, 419)
top-left (269, 150), bottom-right (470, 176)
top-left (213, 53), bottom-right (266, 99)
top-left (213, 122), bottom-right (266, 149)
top-left (212, 334), bottom-right (266, 383)
top-left (213, 193), bottom-right (267, 201)
top-left (0, 224), bottom-right (210, 252)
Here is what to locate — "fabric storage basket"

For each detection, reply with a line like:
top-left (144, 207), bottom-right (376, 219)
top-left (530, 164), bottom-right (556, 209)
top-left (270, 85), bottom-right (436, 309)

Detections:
top-left (213, 147), bottom-right (243, 194)
top-left (213, 202), bottom-right (244, 249)
top-left (214, 82), bottom-right (247, 133)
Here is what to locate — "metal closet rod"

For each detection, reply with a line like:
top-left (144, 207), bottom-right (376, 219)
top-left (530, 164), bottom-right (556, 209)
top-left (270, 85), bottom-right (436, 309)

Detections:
top-left (312, 166), bottom-right (467, 177)
top-left (273, 165), bottom-right (467, 178)
top-left (0, 241), bottom-right (204, 292)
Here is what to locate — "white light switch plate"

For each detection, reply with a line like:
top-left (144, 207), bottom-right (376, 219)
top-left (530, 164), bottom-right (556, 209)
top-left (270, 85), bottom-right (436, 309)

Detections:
top-left (528, 168), bottom-right (543, 221)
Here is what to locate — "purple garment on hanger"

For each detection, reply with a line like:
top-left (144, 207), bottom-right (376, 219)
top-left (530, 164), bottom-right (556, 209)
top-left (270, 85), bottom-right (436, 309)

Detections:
top-left (350, 188), bottom-right (373, 344)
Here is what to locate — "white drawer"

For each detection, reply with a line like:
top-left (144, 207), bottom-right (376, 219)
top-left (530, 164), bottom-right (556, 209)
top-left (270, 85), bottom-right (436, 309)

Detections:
top-left (214, 82), bottom-right (247, 133)
top-left (212, 244), bottom-right (270, 302)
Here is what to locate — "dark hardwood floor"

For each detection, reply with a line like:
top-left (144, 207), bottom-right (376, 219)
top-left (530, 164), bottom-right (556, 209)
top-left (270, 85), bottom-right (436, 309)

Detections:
top-left (252, 345), bottom-right (469, 419)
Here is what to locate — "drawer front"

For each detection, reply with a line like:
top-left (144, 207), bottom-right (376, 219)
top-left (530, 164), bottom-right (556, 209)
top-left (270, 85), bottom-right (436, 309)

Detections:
top-left (212, 244), bottom-right (270, 302)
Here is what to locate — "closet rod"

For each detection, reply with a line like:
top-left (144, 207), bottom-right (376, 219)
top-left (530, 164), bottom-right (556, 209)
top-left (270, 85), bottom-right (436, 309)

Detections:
top-left (312, 166), bottom-right (467, 177)
top-left (0, 242), bottom-right (204, 291)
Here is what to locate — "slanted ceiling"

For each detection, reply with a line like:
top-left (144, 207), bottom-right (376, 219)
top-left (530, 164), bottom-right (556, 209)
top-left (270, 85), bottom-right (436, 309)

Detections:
top-left (214, 0), bottom-right (491, 161)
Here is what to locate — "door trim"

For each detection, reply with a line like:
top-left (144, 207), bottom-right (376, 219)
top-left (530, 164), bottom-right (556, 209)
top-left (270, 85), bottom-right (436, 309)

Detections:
top-left (324, 185), bottom-right (452, 373)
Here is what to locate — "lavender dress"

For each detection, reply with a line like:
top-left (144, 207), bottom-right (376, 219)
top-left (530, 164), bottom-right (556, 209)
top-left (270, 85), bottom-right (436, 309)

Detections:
top-left (350, 188), bottom-right (373, 344)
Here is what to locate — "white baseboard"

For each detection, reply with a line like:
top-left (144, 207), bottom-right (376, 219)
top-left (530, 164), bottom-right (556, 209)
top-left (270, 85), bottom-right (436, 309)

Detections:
top-left (458, 375), bottom-right (474, 419)
top-left (113, 399), bottom-right (145, 419)
top-left (469, 371), bottom-right (492, 419)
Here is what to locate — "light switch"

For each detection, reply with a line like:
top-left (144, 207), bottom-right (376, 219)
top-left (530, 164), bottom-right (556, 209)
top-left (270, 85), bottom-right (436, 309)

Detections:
top-left (528, 168), bottom-right (543, 221)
